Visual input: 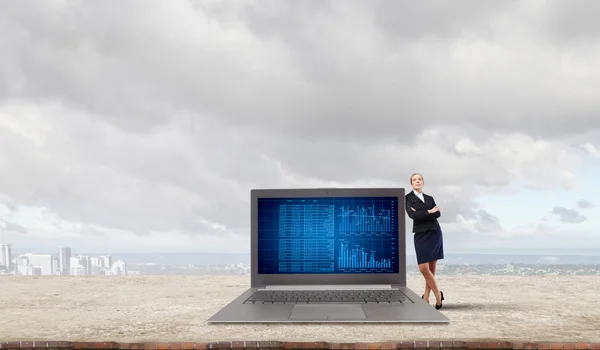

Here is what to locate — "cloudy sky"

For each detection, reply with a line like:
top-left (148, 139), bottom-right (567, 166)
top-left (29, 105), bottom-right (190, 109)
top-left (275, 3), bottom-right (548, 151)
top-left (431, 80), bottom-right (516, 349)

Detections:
top-left (1, 0), bottom-right (599, 256)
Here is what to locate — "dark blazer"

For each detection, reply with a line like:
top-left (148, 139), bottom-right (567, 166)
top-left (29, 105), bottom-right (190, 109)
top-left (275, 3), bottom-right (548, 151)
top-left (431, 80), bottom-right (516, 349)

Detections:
top-left (405, 191), bottom-right (441, 233)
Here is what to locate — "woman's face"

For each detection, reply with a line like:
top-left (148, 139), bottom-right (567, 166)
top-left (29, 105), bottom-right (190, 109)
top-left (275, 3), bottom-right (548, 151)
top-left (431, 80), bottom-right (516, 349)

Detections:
top-left (411, 174), bottom-right (423, 191)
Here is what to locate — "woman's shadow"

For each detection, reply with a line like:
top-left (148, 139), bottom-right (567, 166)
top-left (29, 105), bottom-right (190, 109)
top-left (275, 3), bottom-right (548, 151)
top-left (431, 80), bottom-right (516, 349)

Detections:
top-left (440, 302), bottom-right (519, 311)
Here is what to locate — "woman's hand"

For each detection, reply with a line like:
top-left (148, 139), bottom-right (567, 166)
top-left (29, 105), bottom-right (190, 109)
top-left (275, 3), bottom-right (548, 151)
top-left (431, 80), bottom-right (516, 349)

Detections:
top-left (428, 206), bottom-right (440, 214)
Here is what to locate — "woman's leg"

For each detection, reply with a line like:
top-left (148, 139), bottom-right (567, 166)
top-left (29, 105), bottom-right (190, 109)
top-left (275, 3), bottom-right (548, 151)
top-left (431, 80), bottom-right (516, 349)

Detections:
top-left (418, 261), bottom-right (441, 305)
top-left (422, 260), bottom-right (438, 302)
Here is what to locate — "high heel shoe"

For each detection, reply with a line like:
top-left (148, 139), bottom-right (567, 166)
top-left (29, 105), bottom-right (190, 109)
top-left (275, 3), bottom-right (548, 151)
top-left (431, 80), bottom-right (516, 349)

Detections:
top-left (435, 291), bottom-right (444, 310)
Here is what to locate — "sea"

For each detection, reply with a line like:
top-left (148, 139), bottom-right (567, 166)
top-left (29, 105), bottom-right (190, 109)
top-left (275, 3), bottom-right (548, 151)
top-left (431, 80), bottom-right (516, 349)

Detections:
top-left (105, 250), bottom-right (600, 266)
top-left (9, 248), bottom-right (600, 266)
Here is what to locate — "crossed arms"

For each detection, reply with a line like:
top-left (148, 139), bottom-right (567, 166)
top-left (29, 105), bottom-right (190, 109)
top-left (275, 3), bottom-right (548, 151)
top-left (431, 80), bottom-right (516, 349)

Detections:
top-left (406, 199), bottom-right (441, 221)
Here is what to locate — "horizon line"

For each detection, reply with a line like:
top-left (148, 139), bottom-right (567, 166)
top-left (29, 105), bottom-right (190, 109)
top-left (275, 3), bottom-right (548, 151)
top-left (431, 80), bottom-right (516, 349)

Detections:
top-left (7, 250), bottom-right (600, 257)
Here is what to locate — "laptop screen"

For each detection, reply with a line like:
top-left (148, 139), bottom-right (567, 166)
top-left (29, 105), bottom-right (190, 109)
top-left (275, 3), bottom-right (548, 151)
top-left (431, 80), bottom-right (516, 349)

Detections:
top-left (257, 196), bottom-right (399, 274)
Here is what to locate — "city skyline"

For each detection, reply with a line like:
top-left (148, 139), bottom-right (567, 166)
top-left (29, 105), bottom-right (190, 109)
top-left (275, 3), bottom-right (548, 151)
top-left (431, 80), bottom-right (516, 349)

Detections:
top-left (0, 242), bottom-right (128, 276)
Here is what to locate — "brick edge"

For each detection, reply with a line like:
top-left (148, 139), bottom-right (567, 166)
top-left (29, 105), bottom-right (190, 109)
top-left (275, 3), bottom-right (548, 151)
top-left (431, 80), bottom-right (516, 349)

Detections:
top-left (0, 341), bottom-right (599, 349)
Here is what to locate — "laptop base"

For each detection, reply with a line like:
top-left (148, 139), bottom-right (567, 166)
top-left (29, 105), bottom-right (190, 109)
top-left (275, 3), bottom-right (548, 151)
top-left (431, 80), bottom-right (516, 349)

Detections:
top-left (207, 286), bottom-right (449, 323)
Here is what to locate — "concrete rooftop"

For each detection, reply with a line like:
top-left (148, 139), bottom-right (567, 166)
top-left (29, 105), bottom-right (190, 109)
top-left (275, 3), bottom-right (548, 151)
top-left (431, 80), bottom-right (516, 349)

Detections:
top-left (1, 274), bottom-right (599, 344)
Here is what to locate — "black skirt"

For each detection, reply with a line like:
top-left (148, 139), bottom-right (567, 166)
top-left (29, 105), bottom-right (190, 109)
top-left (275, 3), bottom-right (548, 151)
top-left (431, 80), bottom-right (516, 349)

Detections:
top-left (413, 222), bottom-right (444, 265)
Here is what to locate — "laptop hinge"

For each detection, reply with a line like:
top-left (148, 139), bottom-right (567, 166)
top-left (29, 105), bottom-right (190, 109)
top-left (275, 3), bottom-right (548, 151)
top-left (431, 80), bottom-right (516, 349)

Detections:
top-left (265, 284), bottom-right (393, 290)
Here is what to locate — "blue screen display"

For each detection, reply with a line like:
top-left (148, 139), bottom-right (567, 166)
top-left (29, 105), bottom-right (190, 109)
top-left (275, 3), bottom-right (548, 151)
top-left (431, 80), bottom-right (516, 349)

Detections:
top-left (257, 196), bottom-right (399, 274)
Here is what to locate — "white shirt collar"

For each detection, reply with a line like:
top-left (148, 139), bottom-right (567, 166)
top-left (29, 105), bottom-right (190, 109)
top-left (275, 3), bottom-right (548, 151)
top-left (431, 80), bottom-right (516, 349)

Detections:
top-left (413, 190), bottom-right (424, 197)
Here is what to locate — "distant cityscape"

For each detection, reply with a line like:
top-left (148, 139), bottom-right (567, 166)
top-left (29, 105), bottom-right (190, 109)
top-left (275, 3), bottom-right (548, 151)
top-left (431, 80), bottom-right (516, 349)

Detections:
top-left (1, 242), bottom-right (600, 276)
top-left (0, 242), bottom-right (129, 276)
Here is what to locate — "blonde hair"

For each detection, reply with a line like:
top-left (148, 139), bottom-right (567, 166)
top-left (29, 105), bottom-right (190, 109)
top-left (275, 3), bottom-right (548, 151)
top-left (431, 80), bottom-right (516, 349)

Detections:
top-left (410, 173), bottom-right (423, 184)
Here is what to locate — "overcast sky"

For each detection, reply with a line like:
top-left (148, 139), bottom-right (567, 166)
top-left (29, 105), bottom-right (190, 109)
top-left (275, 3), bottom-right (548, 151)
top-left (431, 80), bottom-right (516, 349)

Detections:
top-left (1, 0), bottom-right (599, 256)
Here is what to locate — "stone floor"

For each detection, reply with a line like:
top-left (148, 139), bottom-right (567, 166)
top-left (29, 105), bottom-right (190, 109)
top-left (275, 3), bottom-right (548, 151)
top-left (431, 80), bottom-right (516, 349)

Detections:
top-left (1, 274), bottom-right (599, 343)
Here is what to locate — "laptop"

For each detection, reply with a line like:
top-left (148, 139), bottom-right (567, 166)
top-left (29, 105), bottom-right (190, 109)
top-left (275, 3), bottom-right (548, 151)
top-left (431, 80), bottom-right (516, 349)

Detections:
top-left (207, 187), bottom-right (449, 323)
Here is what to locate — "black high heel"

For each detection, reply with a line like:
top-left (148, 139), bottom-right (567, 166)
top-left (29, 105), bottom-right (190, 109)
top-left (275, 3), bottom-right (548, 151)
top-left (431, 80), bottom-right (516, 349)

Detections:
top-left (435, 291), bottom-right (444, 310)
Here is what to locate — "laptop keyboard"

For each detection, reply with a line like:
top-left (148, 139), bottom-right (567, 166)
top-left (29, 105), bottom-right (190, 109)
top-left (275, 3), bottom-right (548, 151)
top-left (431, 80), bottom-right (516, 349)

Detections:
top-left (243, 289), bottom-right (413, 304)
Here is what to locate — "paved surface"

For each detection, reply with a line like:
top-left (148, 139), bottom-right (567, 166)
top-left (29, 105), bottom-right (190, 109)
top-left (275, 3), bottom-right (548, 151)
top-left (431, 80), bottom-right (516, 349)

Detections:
top-left (1, 275), bottom-right (599, 343)
top-left (2, 340), bottom-right (600, 349)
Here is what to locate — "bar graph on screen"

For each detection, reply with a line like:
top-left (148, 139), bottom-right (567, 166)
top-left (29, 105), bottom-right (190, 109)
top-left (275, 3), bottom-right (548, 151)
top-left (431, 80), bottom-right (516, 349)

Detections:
top-left (338, 239), bottom-right (392, 269)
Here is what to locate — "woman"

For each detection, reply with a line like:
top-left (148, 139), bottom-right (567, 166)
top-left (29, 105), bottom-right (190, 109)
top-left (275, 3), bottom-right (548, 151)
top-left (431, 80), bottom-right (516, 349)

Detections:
top-left (405, 173), bottom-right (445, 309)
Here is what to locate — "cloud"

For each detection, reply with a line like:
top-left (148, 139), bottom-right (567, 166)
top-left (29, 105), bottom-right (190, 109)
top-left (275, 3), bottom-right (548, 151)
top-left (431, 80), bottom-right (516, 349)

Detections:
top-left (577, 199), bottom-right (595, 209)
top-left (1, 102), bottom-right (586, 243)
top-left (537, 223), bottom-right (553, 232)
top-left (473, 210), bottom-right (503, 233)
top-left (0, 105), bottom-right (258, 237)
top-left (581, 143), bottom-right (600, 158)
top-left (542, 0), bottom-right (600, 44)
top-left (2, 1), bottom-right (600, 142)
top-left (0, 218), bottom-right (27, 234)
top-left (551, 207), bottom-right (587, 223)
top-left (449, 208), bottom-right (503, 239)
top-left (0, 1), bottom-right (600, 251)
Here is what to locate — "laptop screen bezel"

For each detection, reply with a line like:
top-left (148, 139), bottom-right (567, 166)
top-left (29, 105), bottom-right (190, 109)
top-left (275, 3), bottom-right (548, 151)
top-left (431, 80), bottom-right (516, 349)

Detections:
top-left (250, 187), bottom-right (406, 288)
